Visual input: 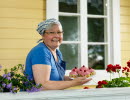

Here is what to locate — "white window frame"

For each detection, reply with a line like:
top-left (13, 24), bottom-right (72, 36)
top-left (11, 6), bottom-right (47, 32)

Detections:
top-left (46, 0), bottom-right (120, 85)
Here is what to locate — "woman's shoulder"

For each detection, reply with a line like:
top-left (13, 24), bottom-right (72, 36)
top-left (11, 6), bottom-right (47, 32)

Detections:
top-left (30, 43), bottom-right (50, 54)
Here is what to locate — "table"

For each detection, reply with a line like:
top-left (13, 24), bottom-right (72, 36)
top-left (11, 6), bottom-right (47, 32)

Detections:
top-left (1, 87), bottom-right (130, 100)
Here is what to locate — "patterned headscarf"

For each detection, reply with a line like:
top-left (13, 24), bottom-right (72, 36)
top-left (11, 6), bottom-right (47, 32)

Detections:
top-left (36, 18), bottom-right (61, 35)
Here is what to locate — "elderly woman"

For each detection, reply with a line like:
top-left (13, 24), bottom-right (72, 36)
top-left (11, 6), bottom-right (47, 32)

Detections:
top-left (24, 18), bottom-right (92, 90)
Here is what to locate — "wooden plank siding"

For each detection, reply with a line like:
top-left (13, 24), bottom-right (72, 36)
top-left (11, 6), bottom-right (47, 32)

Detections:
top-left (120, 0), bottom-right (130, 66)
top-left (0, 0), bottom-right (130, 70)
top-left (0, 0), bottom-right (46, 70)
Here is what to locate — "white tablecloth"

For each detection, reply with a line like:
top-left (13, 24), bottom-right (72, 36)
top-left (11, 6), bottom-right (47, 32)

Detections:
top-left (1, 87), bottom-right (130, 100)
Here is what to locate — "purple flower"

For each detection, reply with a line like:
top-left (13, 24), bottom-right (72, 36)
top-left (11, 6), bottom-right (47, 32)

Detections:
top-left (24, 81), bottom-right (29, 86)
top-left (2, 83), bottom-right (6, 88)
top-left (0, 65), bottom-right (2, 69)
top-left (7, 73), bottom-right (11, 77)
top-left (3, 74), bottom-right (7, 78)
top-left (10, 90), bottom-right (13, 93)
top-left (6, 83), bottom-right (12, 89)
top-left (36, 84), bottom-right (40, 86)
top-left (10, 87), bottom-right (19, 93)
top-left (6, 77), bottom-right (11, 80)
top-left (26, 87), bottom-right (41, 92)
top-left (13, 87), bottom-right (18, 91)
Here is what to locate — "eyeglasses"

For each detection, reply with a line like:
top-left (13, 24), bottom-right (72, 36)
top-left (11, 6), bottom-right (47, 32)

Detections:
top-left (44, 31), bottom-right (64, 35)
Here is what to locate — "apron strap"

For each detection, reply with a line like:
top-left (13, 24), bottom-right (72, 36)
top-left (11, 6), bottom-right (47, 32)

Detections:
top-left (55, 50), bottom-right (66, 80)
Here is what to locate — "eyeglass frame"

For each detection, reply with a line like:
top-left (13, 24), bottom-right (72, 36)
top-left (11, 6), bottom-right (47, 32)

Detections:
top-left (44, 31), bottom-right (64, 35)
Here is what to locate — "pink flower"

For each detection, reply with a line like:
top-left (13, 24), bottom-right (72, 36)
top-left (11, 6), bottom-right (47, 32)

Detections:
top-left (122, 67), bottom-right (130, 72)
top-left (106, 64), bottom-right (121, 73)
top-left (98, 80), bottom-right (108, 85)
top-left (96, 85), bottom-right (102, 88)
top-left (102, 80), bottom-right (108, 85)
top-left (106, 64), bottom-right (113, 72)
top-left (97, 80), bottom-right (108, 88)
top-left (98, 81), bottom-right (102, 85)
top-left (83, 87), bottom-right (89, 89)
top-left (127, 69), bottom-right (130, 72)
top-left (127, 60), bottom-right (130, 68)
top-left (115, 64), bottom-right (121, 69)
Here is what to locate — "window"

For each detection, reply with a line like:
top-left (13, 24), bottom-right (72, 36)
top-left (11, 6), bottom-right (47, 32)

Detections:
top-left (46, 0), bottom-right (120, 84)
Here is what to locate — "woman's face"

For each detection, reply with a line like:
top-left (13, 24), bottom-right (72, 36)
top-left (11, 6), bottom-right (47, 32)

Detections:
top-left (42, 24), bottom-right (63, 51)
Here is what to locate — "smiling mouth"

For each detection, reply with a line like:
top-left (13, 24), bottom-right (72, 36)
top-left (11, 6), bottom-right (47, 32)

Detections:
top-left (52, 38), bottom-right (59, 42)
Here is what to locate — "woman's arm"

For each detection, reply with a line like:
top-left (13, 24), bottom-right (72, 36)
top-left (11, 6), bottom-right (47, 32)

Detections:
top-left (64, 76), bottom-right (72, 81)
top-left (32, 64), bottom-right (92, 90)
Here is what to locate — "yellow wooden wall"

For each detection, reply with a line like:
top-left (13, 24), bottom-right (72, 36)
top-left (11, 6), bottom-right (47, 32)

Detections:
top-left (0, 0), bottom-right (46, 70)
top-left (120, 0), bottom-right (130, 66)
top-left (0, 0), bottom-right (130, 70)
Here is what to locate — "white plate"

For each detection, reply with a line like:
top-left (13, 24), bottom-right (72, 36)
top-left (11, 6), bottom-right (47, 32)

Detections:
top-left (69, 75), bottom-right (95, 80)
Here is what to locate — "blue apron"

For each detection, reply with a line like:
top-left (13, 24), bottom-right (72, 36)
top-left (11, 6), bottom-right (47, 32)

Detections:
top-left (53, 51), bottom-right (66, 81)
top-left (43, 42), bottom-right (66, 81)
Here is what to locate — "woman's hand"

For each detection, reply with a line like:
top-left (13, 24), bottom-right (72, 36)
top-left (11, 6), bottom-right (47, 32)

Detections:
top-left (72, 77), bottom-right (92, 86)
top-left (64, 76), bottom-right (73, 81)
